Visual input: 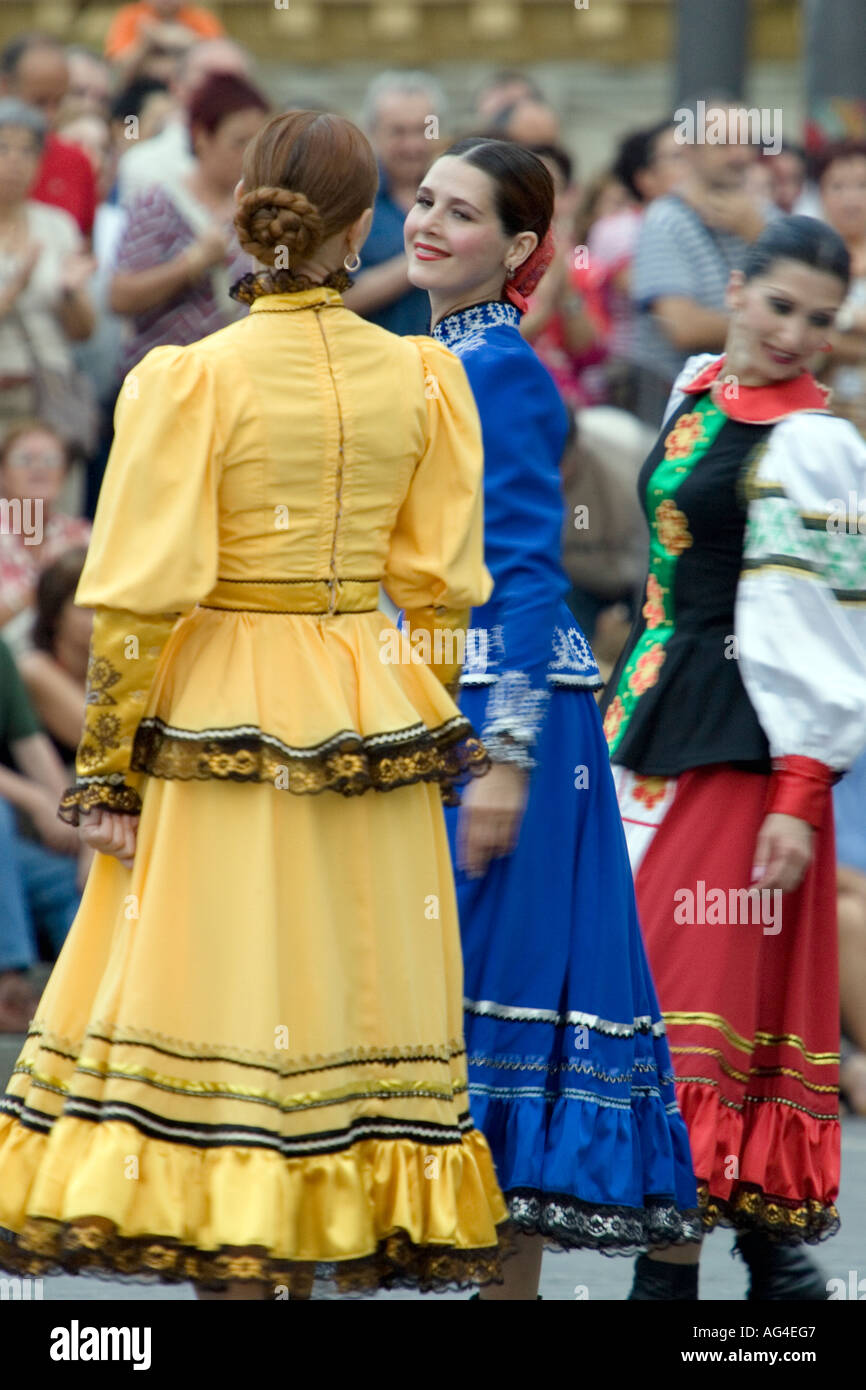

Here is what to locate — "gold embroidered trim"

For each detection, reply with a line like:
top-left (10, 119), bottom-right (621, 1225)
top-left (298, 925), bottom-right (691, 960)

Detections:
top-left (15, 1056), bottom-right (468, 1112)
top-left (129, 716), bottom-right (489, 804)
top-left (676, 1073), bottom-right (836, 1121)
top-left (0, 1216), bottom-right (516, 1295)
top-left (697, 1182), bottom-right (840, 1243)
top-left (24, 1022), bottom-right (467, 1078)
top-left (663, 1011), bottom-right (839, 1064)
top-left (58, 779), bottom-right (142, 824)
top-left (669, 1045), bottom-right (838, 1093)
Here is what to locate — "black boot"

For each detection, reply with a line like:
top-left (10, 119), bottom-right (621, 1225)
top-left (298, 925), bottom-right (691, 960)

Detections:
top-left (628, 1252), bottom-right (699, 1300)
top-left (734, 1232), bottom-right (829, 1300)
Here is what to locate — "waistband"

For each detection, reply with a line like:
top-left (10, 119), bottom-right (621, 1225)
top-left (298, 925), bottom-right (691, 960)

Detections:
top-left (199, 577), bottom-right (380, 614)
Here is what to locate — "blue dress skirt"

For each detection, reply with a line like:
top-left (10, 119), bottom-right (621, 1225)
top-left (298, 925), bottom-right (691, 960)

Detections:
top-left (446, 683), bottom-right (701, 1250)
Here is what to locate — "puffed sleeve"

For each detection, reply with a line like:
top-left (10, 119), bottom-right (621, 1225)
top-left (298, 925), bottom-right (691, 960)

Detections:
top-left (457, 340), bottom-right (569, 765)
top-left (59, 344), bottom-right (223, 824)
top-left (734, 412), bottom-right (866, 828)
top-left (384, 338), bottom-right (492, 690)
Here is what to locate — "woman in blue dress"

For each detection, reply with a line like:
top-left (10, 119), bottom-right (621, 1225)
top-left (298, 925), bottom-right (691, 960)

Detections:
top-left (404, 138), bottom-right (701, 1299)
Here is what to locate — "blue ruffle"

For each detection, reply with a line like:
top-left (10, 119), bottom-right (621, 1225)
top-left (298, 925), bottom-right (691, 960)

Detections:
top-left (445, 683), bottom-right (700, 1248)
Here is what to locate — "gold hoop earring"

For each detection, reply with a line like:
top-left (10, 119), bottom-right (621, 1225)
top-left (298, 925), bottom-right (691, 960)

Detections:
top-left (344, 251), bottom-right (361, 272)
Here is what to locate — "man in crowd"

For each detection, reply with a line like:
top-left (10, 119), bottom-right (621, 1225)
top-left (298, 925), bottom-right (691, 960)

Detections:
top-left (115, 36), bottom-right (253, 204)
top-left (0, 33), bottom-right (98, 238)
top-left (343, 71), bottom-right (445, 335)
top-left (629, 96), bottom-right (765, 425)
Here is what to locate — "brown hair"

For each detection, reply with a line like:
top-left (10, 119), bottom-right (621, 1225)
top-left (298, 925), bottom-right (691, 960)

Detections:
top-left (0, 419), bottom-right (69, 469)
top-left (234, 110), bottom-right (378, 267)
top-left (32, 545), bottom-right (88, 654)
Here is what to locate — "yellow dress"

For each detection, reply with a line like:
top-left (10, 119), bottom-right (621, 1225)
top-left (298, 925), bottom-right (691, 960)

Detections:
top-left (0, 286), bottom-right (510, 1293)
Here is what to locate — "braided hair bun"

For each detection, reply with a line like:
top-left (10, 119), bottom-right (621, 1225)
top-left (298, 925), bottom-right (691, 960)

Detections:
top-left (234, 185), bottom-right (323, 266)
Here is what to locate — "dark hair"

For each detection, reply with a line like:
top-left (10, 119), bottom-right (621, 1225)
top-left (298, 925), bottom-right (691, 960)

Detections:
top-left (188, 72), bottom-right (269, 138)
top-left (742, 214), bottom-right (850, 289)
top-left (612, 119), bottom-right (674, 202)
top-left (442, 136), bottom-right (554, 244)
top-left (110, 77), bottom-right (169, 125)
top-left (32, 546), bottom-right (88, 655)
top-left (527, 142), bottom-right (574, 187)
top-left (235, 111), bottom-right (378, 266)
top-left (814, 140), bottom-right (866, 185)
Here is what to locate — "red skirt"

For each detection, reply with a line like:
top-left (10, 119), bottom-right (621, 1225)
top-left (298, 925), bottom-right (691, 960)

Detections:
top-left (614, 764), bottom-right (840, 1244)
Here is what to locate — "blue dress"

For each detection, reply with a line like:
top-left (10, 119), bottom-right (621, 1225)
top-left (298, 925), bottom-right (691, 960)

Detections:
top-left (434, 301), bottom-right (700, 1250)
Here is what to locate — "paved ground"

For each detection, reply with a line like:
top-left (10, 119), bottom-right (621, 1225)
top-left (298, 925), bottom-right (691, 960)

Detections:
top-left (3, 1010), bottom-right (862, 1301)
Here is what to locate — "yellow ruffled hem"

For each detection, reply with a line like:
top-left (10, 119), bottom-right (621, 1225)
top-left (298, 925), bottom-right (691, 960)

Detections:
top-left (0, 1116), bottom-right (512, 1293)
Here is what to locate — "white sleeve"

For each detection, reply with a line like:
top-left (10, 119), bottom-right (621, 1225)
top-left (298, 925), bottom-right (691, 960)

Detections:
top-left (660, 353), bottom-right (721, 427)
top-left (734, 412), bottom-right (866, 770)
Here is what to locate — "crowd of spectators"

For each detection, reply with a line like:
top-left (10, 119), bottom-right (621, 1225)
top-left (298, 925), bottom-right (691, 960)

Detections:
top-left (0, 8), bottom-right (864, 1114)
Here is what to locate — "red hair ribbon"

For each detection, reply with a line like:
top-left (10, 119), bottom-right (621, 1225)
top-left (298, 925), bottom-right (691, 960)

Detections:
top-left (504, 227), bottom-right (556, 313)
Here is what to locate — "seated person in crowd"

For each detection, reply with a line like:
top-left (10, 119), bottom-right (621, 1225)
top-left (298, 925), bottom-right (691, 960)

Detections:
top-left (18, 547), bottom-right (90, 768)
top-left (0, 421), bottom-right (92, 652)
top-left (0, 634), bottom-right (86, 1032)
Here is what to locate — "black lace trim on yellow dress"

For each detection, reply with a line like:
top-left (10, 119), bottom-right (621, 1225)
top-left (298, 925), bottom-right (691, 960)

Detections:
top-left (58, 715), bottom-right (490, 824)
top-left (0, 1216), bottom-right (517, 1296)
top-left (58, 774), bottom-right (142, 825)
top-left (506, 1187), bottom-right (704, 1254)
top-left (697, 1181), bottom-right (840, 1245)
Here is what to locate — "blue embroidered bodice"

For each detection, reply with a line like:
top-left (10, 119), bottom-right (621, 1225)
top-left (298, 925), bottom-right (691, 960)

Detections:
top-left (432, 301), bottom-right (601, 764)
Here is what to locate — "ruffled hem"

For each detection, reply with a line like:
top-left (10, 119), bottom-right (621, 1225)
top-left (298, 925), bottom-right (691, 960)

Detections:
top-left (505, 1187), bottom-right (704, 1254)
top-left (676, 1081), bottom-right (840, 1244)
top-left (0, 1217), bottom-right (516, 1295)
top-left (58, 714), bottom-right (490, 824)
top-left (0, 1116), bottom-right (512, 1293)
top-left (697, 1182), bottom-right (840, 1245)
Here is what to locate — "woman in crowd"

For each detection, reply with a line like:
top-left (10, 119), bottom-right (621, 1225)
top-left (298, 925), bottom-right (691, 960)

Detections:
top-left (601, 216), bottom-right (866, 1298)
top-left (0, 99), bottom-right (95, 449)
top-left (109, 71), bottom-right (269, 372)
top-left (405, 136), bottom-right (700, 1301)
top-left (0, 422), bottom-right (91, 651)
top-left (18, 547), bottom-right (90, 767)
top-left (0, 110), bottom-right (511, 1298)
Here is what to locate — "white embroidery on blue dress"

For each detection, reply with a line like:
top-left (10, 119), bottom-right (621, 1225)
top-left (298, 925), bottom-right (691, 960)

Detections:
top-left (432, 301), bottom-right (521, 350)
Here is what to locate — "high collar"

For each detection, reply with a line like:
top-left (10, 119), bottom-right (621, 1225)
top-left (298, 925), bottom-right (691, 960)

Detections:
top-left (248, 287), bottom-right (344, 313)
top-left (681, 353), bottom-right (832, 423)
top-left (432, 300), bottom-right (521, 348)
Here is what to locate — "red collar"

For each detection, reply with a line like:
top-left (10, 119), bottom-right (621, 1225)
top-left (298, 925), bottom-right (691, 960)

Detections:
top-left (681, 354), bottom-right (831, 423)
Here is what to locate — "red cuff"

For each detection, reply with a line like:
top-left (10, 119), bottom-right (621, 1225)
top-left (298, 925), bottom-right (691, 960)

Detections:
top-left (765, 755), bottom-right (836, 830)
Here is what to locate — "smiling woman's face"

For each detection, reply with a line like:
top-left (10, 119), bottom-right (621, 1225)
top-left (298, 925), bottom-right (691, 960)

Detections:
top-left (404, 155), bottom-right (514, 301)
top-left (726, 257), bottom-right (846, 382)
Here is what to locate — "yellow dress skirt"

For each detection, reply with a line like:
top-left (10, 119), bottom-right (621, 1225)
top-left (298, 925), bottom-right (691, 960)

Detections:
top-left (0, 612), bottom-right (510, 1294)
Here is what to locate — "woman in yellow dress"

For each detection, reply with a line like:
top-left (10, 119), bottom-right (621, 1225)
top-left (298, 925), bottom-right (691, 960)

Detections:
top-left (0, 110), bottom-right (510, 1298)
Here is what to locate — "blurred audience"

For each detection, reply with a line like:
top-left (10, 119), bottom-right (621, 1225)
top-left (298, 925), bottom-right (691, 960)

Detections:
top-left (0, 422), bottom-right (91, 650)
top-left (110, 72), bottom-right (268, 373)
top-left (18, 547), bottom-right (90, 767)
top-left (0, 631), bottom-right (85, 1031)
top-left (818, 143), bottom-right (866, 437)
top-left (629, 97), bottom-right (764, 425)
top-left (767, 141), bottom-right (808, 214)
top-left (475, 70), bottom-right (543, 125)
top-left (344, 71), bottom-right (444, 333)
top-left (0, 100), bottom-right (96, 455)
top-left (64, 47), bottom-right (113, 121)
top-left (105, 1), bottom-right (225, 84)
top-left (0, 34), bottom-right (98, 238)
top-left (115, 38), bottom-right (253, 206)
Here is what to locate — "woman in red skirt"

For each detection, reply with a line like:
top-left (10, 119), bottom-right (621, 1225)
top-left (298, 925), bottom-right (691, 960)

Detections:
top-left (601, 215), bottom-right (866, 1299)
